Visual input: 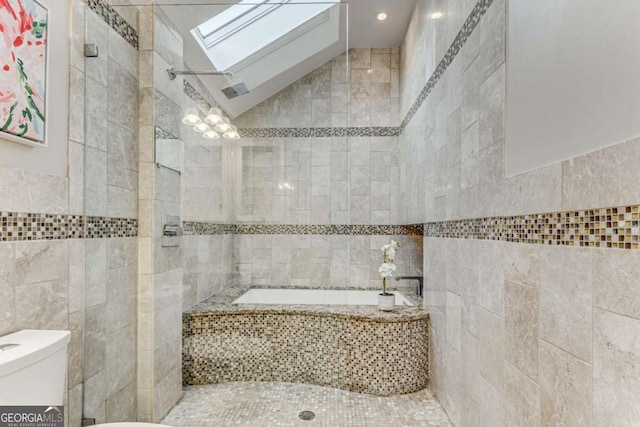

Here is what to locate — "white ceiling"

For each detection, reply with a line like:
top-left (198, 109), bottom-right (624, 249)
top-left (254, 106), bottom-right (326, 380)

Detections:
top-left (153, 0), bottom-right (417, 117)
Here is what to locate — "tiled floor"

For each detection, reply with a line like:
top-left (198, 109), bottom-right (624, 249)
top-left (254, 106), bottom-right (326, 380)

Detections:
top-left (161, 382), bottom-right (451, 427)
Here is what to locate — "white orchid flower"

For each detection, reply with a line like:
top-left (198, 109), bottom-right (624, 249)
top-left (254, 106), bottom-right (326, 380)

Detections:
top-left (378, 262), bottom-right (396, 278)
top-left (381, 240), bottom-right (400, 262)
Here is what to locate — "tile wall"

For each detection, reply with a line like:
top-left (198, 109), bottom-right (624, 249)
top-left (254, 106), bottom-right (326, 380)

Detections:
top-left (0, 1), bottom-right (140, 426)
top-left (400, 0), bottom-right (640, 425)
top-left (236, 49), bottom-right (400, 225)
top-left (230, 49), bottom-right (424, 287)
top-left (82, 2), bottom-right (139, 423)
top-left (179, 73), bottom-right (234, 310)
top-left (136, 6), bottom-right (184, 422)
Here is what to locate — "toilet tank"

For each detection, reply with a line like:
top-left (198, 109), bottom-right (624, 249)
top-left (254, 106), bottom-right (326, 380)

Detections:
top-left (0, 330), bottom-right (71, 406)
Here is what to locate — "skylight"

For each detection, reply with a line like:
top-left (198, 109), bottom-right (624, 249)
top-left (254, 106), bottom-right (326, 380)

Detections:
top-left (192, 0), bottom-right (336, 73)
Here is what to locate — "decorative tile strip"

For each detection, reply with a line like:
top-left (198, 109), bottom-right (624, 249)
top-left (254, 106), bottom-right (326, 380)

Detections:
top-left (85, 216), bottom-right (138, 239)
top-left (0, 212), bottom-right (137, 241)
top-left (184, 80), bottom-right (212, 112)
top-left (0, 212), bottom-right (83, 241)
top-left (400, 0), bottom-right (494, 131)
top-left (238, 127), bottom-right (401, 138)
top-left (425, 205), bottom-right (640, 249)
top-left (155, 126), bottom-right (178, 140)
top-left (183, 222), bottom-right (236, 236)
top-left (85, 0), bottom-right (139, 50)
top-left (183, 222), bottom-right (423, 236)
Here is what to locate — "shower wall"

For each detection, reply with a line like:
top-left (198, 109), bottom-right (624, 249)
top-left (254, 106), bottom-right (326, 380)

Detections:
top-left (180, 75), bottom-right (234, 309)
top-left (401, 0), bottom-right (640, 425)
top-left (231, 48), bottom-right (423, 289)
top-left (83, 3), bottom-right (140, 423)
top-left (137, 6), bottom-right (184, 422)
top-left (235, 49), bottom-right (400, 225)
top-left (0, 1), bottom-right (140, 426)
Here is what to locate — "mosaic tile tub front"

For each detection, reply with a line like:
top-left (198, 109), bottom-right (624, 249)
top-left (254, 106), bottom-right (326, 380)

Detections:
top-left (183, 295), bottom-right (429, 396)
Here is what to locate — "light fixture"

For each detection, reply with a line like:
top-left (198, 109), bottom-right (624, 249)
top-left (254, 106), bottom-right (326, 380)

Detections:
top-left (215, 117), bottom-right (232, 133)
top-left (430, 12), bottom-right (443, 19)
top-left (376, 11), bottom-right (388, 21)
top-left (204, 107), bottom-right (223, 125)
top-left (193, 122), bottom-right (210, 133)
top-left (223, 125), bottom-right (240, 140)
top-left (203, 129), bottom-right (220, 140)
top-left (182, 107), bottom-right (200, 125)
top-left (182, 106), bottom-right (241, 141)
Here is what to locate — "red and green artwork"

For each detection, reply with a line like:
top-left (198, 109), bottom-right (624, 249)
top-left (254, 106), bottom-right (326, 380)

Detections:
top-left (0, 0), bottom-right (47, 145)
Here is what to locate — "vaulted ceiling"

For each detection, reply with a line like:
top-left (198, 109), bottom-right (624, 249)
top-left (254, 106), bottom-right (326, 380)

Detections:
top-left (156, 0), bottom-right (417, 117)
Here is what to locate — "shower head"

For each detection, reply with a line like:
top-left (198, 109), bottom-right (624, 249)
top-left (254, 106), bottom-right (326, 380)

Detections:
top-left (221, 82), bottom-right (250, 99)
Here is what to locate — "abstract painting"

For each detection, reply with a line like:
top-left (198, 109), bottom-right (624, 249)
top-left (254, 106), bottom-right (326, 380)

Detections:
top-left (0, 0), bottom-right (48, 145)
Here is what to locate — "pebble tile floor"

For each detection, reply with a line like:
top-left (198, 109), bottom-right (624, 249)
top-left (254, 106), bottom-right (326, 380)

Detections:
top-left (161, 382), bottom-right (452, 427)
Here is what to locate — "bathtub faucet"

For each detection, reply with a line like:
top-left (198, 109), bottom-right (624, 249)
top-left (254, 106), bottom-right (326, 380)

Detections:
top-left (394, 276), bottom-right (424, 297)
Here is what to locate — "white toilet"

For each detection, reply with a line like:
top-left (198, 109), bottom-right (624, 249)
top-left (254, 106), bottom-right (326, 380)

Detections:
top-left (0, 329), bottom-right (70, 406)
top-left (0, 329), bottom-right (169, 427)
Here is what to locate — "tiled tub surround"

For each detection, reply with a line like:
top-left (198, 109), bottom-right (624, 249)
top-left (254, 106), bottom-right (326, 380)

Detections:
top-left (181, 222), bottom-right (424, 290)
top-left (183, 285), bottom-right (429, 396)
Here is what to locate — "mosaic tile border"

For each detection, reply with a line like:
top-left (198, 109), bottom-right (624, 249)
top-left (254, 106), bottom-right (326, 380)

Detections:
top-left (155, 126), bottom-right (178, 140)
top-left (238, 127), bottom-right (401, 138)
top-left (85, 216), bottom-right (138, 239)
top-left (85, 0), bottom-right (138, 50)
top-left (425, 205), bottom-right (640, 249)
top-left (0, 212), bottom-right (137, 241)
top-left (183, 222), bottom-right (424, 236)
top-left (183, 222), bottom-right (235, 236)
top-left (183, 79), bottom-right (213, 112)
top-left (400, 0), bottom-right (493, 130)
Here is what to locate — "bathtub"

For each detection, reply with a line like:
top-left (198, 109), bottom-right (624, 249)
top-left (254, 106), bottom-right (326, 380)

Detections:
top-left (232, 289), bottom-right (414, 306)
top-left (183, 287), bottom-right (429, 396)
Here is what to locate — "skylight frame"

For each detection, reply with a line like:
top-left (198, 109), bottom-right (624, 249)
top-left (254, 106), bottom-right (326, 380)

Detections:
top-left (196, 0), bottom-right (289, 49)
top-left (192, 0), bottom-right (337, 72)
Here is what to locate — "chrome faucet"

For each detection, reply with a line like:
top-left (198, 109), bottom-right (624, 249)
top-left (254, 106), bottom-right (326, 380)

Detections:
top-left (395, 276), bottom-right (424, 297)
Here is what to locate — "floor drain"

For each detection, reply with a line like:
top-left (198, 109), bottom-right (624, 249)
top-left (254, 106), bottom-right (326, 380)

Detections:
top-left (299, 410), bottom-right (316, 421)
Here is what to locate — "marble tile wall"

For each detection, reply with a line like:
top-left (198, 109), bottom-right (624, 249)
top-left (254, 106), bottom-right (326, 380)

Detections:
top-left (235, 48), bottom-right (400, 226)
top-left (400, 0), bottom-right (640, 425)
top-left (180, 73), bottom-right (231, 224)
top-left (0, 2), bottom-right (139, 426)
top-left (136, 7), bottom-right (184, 423)
top-left (227, 48), bottom-right (405, 293)
top-left (233, 234), bottom-right (423, 290)
top-left (82, 3), bottom-right (139, 425)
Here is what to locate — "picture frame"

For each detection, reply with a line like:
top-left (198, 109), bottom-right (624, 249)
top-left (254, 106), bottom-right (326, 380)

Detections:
top-left (0, 0), bottom-right (49, 147)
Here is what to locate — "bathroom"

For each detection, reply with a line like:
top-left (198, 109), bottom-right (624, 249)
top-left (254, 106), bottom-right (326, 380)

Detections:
top-left (0, 0), bottom-right (639, 425)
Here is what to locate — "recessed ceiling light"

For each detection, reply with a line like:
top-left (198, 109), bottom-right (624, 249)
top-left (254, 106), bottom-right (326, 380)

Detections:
top-left (430, 12), bottom-right (443, 19)
top-left (376, 11), bottom-right (388, 21)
